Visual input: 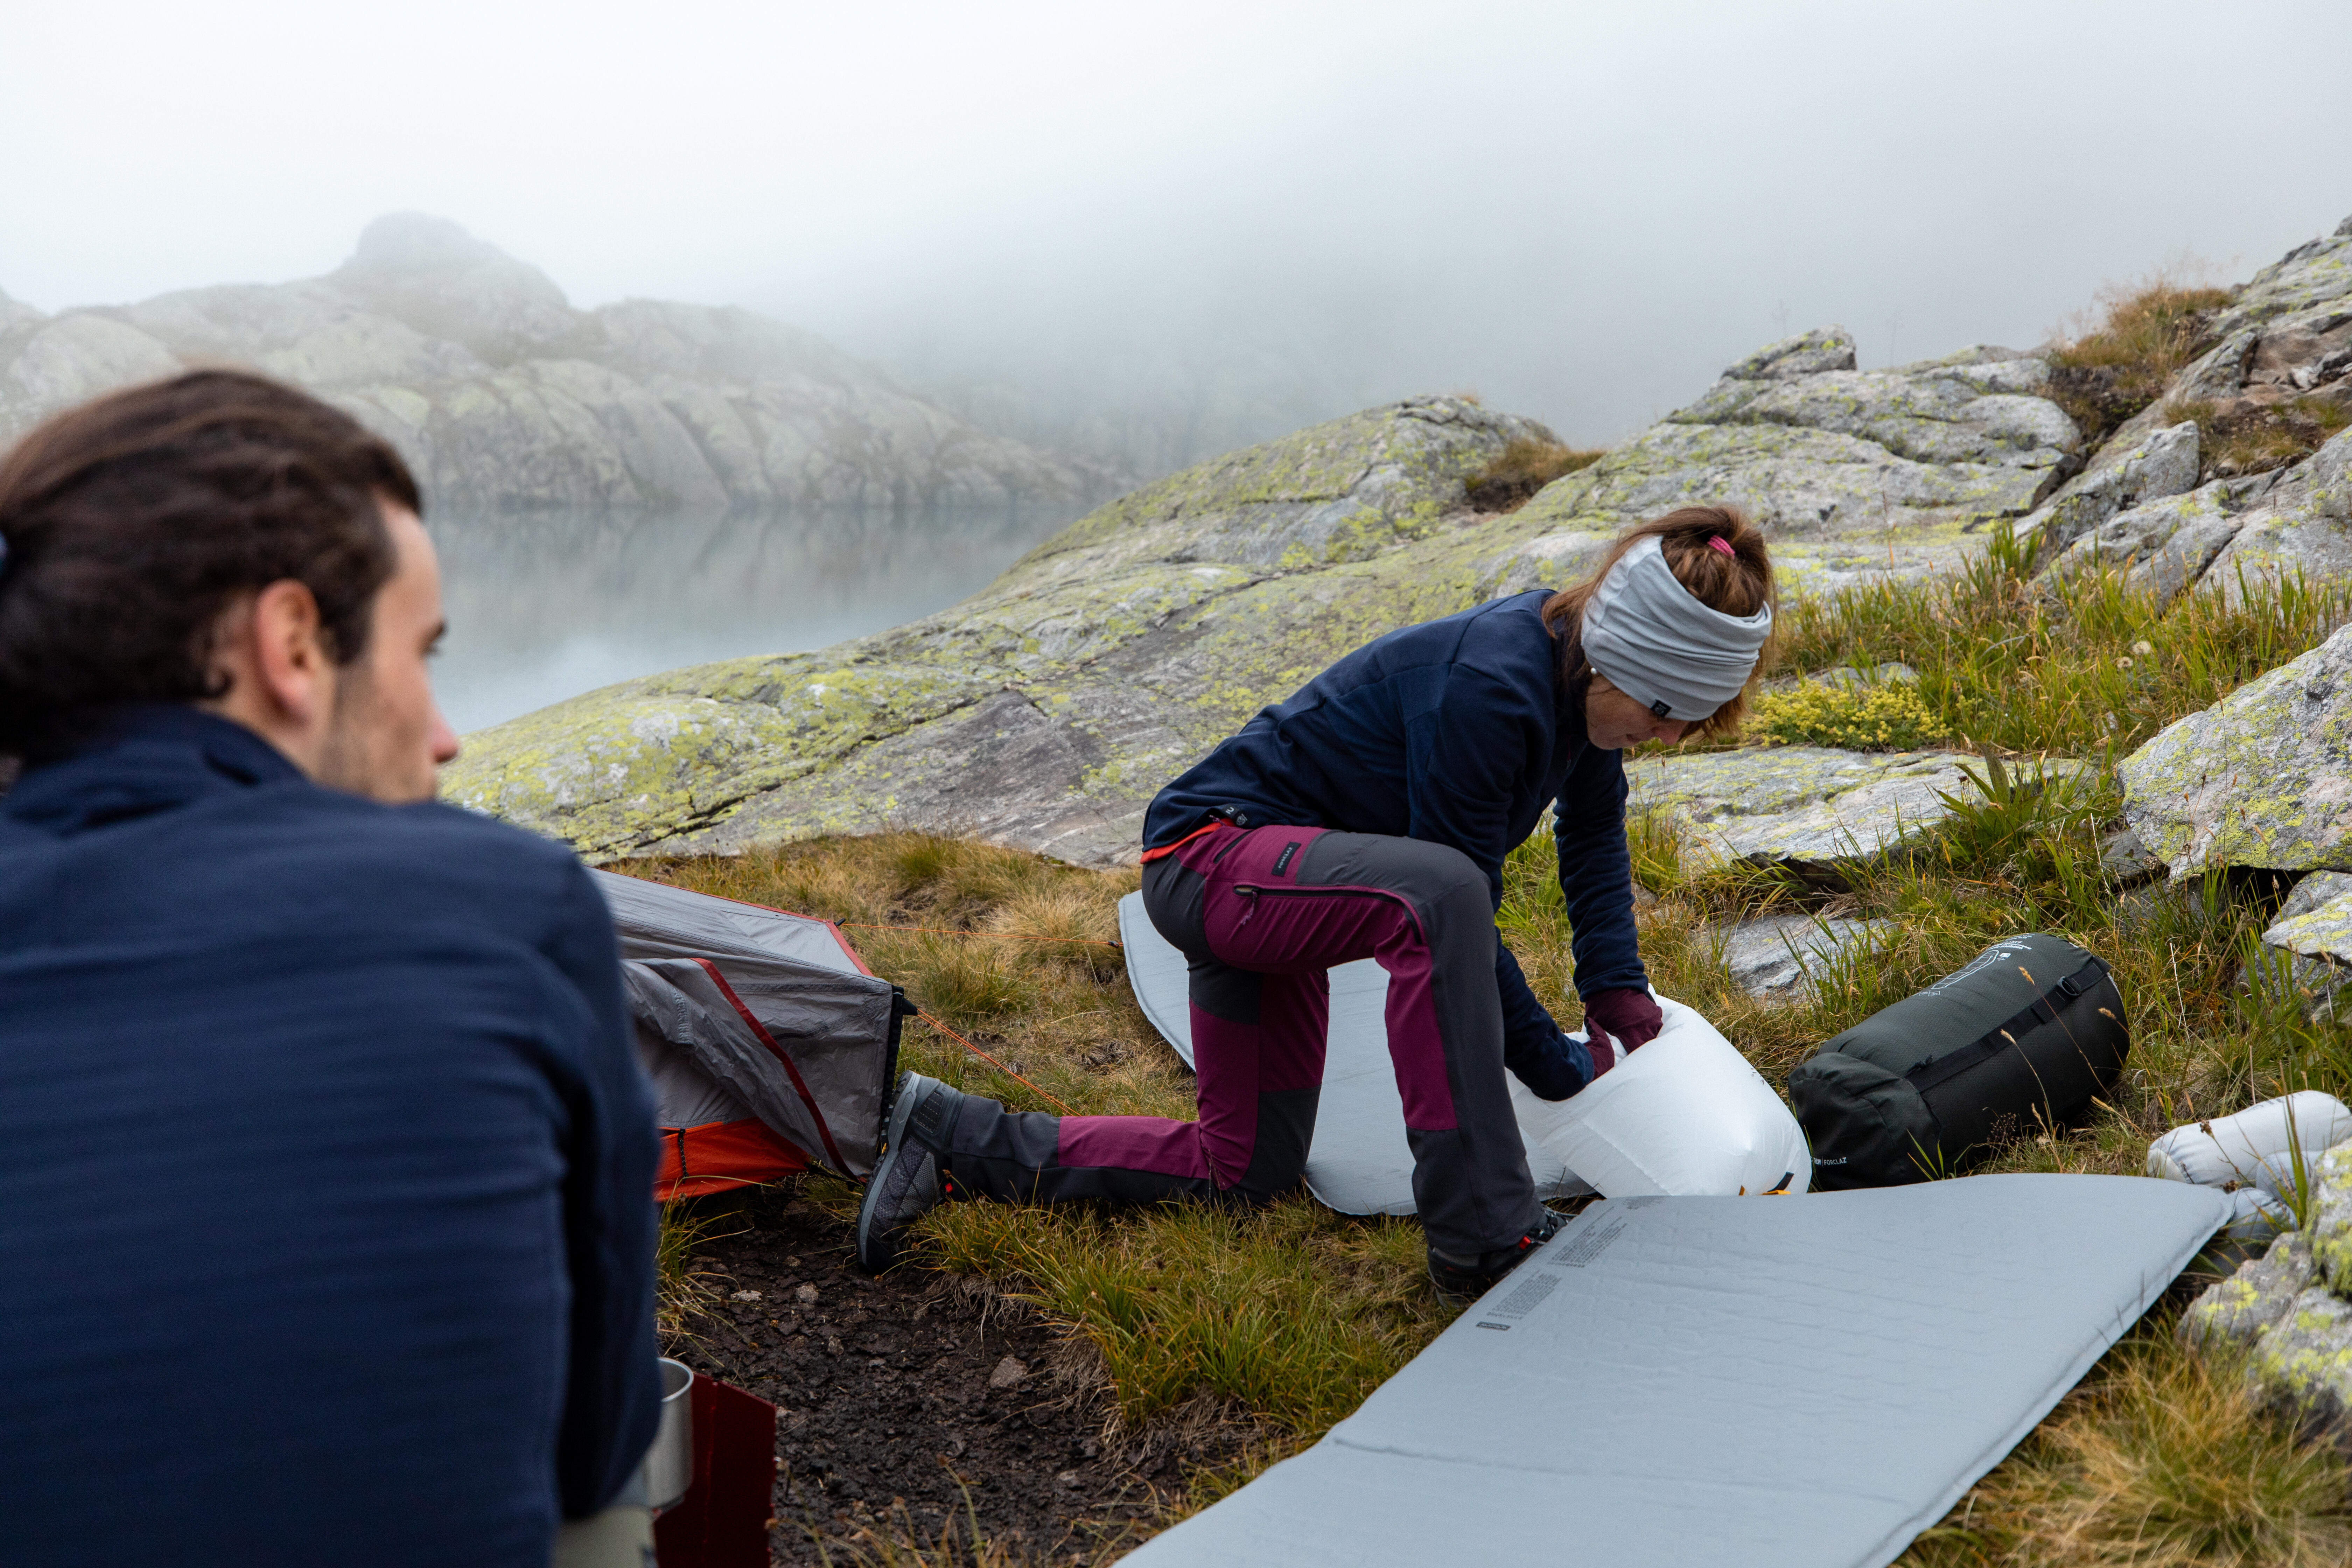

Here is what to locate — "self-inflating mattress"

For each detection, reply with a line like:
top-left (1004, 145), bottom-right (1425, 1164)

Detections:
top-left (1127, 1175), bottom-right (2228, 1568)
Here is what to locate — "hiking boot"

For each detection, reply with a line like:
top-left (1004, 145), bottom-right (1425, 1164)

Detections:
top-left (854, 1073), bottom-right (967, 1273)
top-left (1426, 1208), bottom-right (1568, 1305)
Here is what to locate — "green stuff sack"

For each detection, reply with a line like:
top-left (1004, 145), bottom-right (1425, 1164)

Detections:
top-left (1786, 933), bottom-right (2128, 1190)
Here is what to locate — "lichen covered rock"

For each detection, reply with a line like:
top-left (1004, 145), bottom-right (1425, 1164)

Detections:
top-left (2042, 477), bottom-right (2237, 604)
top-left (1626, 746), bottom-right (2020, 880)
top-left (1495, 334), bottom-right (2081, 597)
top-left (2249, 1284), bottom-right (2352, 1435)
top-left (2023, 421), bottom-right (2200, 554)
top-left (444, 396), bottom-right (1561, 861)
top-left (2117, 622), bottom-right (2352, 876)
top-left (2306, 1144), bottom-right (2352, 1296)
top-left (2257, 871), bottom-right (2352, 1016)
top-left (2182, 1230), bottom-right (2316, 1350)
top-left (1708, 914), bottom-right (1889, 1001)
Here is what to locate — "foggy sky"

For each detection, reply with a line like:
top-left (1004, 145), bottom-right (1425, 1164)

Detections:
top-left (4, 0), bottom-right (2347, 446)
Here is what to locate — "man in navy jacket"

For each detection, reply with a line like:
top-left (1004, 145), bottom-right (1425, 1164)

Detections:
top-left (0, 373), bottom-right (660, 1566)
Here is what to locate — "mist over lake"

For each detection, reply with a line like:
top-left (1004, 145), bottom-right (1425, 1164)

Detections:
top-left (428, 504), bottom-right (1084, 735)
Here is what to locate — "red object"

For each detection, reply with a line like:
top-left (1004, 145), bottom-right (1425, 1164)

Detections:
top-left (1138, 819), bottom-right (1226, 863)
top-left (1585, 987), bottom-right (1664, 1052)
top-left (655, 1119), bottom-right (811, 1201)
top-left (653, 1373), bottom-right (779, 1568)
top-left (1708, 534), bottom-right (1736, 556)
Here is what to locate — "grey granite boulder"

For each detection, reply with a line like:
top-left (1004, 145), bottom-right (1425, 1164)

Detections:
top-left (2249, 1285), bottom-right (2352, 1438)
top-left (1625, 747), bottom-right (2018, 880)
top-left (1708, 914), bottom-right (1890, 1001)
top-left (2118, 622), bottom-right (2352, 877)
top-left (1485, 334), bottom-right (2082, 600)
top-left (2040, 478), bottom-right (2238, 604)
top-left (2075, 216), bottom-right (2352, 495)
top-left (0, 314), bottom-right (180, 443)
top-left (2309, 1144), bottom-right (2352, 1295)
top-left (2200, 427), bottom-right (2352, 601)
top-left (2259, 874), bottom-right (2352, 1018)
top-left (2181, 1230), bottom-right (2316, 1350)
top-left (2183, 1225), bottom-right (2352, 1442)
top-left (2023, 420), bottom-right (2200, 555)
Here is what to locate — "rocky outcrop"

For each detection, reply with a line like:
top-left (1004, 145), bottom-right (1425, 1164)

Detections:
top-left (2258, 871), bottom-right (2352, 1017)
top-left (1625, 747), bottom-right (2027, 882)
top-left (1485, 334), bottom-right (2082, 601)
top-left (2117, 619), bottom-right (2352, 877)
top-left (448, 301), bottom-right (2113, 863)
top-left (0, 215), bottom-right (1102, 517)
top-left (1709, 915), bottom-right (1889, 1001)
top-left (2184, 1146), bottom-right (2352, 1443)
top-left (2031, 217), bottom-right (2352, 596)
top-left (442, 397), bottom-right (1563, 861)
top-left (2029, 420), bottom-right (2202, 555)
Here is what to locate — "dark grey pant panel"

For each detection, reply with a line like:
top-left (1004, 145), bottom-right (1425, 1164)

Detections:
top-left (936, 1089), bottom-right (1225, 1207)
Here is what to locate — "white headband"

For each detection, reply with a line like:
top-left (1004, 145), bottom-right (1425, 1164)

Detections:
top-left (1579, 535), bottom-right (1771, 722)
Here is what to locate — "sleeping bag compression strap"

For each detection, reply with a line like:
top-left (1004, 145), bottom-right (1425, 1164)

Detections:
top-left (1905, 953), bottom-right (2111, 1096)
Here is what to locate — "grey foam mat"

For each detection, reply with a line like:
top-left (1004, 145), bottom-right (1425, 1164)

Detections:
top-left (1118, 892), bottom-right (1582, 1211)
top-left (1126, 1175), bottom-right (2229, 1568)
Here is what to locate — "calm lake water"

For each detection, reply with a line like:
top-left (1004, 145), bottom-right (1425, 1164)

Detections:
top-left (427, 505), bottom-right (1085, 735)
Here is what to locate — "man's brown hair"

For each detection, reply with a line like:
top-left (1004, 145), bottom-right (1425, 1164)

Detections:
top-left (0, 370), bottom-right (420, 757)
top-left (1542, 504), bottom-right (1776, 739)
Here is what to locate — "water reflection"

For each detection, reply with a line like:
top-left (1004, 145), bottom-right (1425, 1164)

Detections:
top-left (428, 505), bottom-right (1083, 734)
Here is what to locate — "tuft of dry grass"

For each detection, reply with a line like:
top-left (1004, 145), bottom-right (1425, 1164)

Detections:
top-left (655, 1200), bottom-right (743, 1345)
top-left (2047, 279), bottom-right (2235, 447)
top-left (1904, 1330), bottom-right (2352, 1567)
top-left (2163, 394), bottom-right (2352, 482)
top-left (1464, 435), bottom-right (1606, 511)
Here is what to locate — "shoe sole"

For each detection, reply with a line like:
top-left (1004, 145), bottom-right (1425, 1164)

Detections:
top-left (854, 1073), bottom-right (941, 1273)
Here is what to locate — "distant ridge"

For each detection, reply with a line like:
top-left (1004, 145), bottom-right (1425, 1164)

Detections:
top-left (0, 214), bottom-right (1116, 517)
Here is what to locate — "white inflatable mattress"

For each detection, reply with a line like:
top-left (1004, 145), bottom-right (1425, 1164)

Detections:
top-left (1118, 892), bottom-right (1586, 1209)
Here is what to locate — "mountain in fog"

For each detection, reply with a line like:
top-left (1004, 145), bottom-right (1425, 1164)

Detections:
top-left (0, 214), bottom-right (1116, 518)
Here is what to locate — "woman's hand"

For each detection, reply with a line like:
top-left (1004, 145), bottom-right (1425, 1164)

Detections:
top-left (1583, 988), bottom-right (1664, 1075)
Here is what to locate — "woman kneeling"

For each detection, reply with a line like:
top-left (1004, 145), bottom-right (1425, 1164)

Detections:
top-left (855, 505), bottom-right (1774, 1301)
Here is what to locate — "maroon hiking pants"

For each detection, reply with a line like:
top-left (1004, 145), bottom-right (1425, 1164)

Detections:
top-left (929, 824), bottom-right (1544, 1259)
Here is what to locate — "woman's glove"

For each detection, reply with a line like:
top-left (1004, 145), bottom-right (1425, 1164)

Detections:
top-left (1582, 988), bottom-right (1663, 1077)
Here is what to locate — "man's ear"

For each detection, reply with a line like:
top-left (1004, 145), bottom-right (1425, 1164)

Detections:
top-left (246, 579), bottom-right (334, 726)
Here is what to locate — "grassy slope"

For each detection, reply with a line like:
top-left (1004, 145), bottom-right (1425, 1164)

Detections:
top-left (635, 283), bottom-right (2352, 1563)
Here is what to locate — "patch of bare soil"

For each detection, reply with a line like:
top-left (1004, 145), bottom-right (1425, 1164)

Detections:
top-left (669, 1187), bottom-right (1238, 1564)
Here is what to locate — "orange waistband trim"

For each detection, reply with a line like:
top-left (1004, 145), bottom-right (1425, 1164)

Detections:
top-left (1139, 820), bottom-right (1232, 864)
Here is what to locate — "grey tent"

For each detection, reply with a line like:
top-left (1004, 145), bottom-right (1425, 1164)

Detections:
top-left (594, 870), bottom-right (906, 1197)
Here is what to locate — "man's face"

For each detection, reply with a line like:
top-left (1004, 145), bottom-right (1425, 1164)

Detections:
top-left (313, 502), bottom-right (459, 803)
top-left (1585, 675), bottom-right (1691, 751)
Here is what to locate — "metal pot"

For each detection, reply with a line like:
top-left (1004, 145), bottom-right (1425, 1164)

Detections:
top-left (640, 1358), bottom-right (695, 1512)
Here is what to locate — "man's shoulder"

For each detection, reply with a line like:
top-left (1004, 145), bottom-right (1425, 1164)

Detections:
top-left (184, 787), bottom-right (602, 950)
top-left (295, 793), bottom-right (592, 904)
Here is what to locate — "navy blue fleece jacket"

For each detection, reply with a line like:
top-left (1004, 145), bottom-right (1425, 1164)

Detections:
top-left (1144, 590), bottom-right (1647, 1091)
top-left (0, 707), bottom-right (660, 1567)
